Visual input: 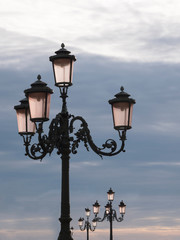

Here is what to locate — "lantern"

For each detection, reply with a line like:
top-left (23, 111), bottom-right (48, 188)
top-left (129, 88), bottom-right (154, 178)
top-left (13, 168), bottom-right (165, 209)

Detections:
top-left (14, 98), bottom-right (36, 135)
top-left (24, 75), bottom-right (53, 122)
top-left (109, 86), bottom-right (135, 131)
top-left (105, 203), bottom-right (111, 214)
top-left (93, 200), bottom-right (100, 215)
top-left (107, 188), bottom-right (115, 201)
top-left (78, 217), bottom-right (84, 227)
top-left (49, 43), bottom-right (76, 87)
top-left (85, 208), bottom-right (91, 217)
top-left (92, 219), bottom-right (97, 227)
top-left (119, 201), bottom-right (126, 215)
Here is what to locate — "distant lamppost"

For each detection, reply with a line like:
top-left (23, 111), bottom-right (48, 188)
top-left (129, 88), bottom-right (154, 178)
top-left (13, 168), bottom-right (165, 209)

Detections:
top-left (78, 208), bottom-right (97, 240)
top-left (14, 43), bottom-right (135, 240)
top-left (93, 188), bottom-right (126, 240)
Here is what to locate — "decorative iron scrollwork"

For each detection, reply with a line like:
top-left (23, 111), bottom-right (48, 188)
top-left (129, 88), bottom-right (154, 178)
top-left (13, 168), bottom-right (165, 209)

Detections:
top-left (22, 88), bottom-right (126, 160)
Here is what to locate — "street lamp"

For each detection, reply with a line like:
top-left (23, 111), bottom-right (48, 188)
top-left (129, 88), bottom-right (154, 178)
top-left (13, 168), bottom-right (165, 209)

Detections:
top-left (14, 43), bottom-right (135, 240)
top-left (78, 208), bottom-right (97, 240)
top-left (93, 188), bottom-right (126, 240)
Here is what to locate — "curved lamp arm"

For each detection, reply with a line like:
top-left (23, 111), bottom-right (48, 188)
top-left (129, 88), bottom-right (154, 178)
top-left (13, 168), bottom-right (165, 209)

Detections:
top-left (93, 210), bottom-right (107, 223)
top-left (22, 123), bottom-right (51, 160)
top-left (79, 224), bottom-right (86, 232)
top-left (89, 221), bottom-right (96, 232)
top-left (23, 134), bottom-right (49, 161)
top-left (69, 116), bottom-right (126, 158)
top-left (113, 209), bottom-right (124, 222)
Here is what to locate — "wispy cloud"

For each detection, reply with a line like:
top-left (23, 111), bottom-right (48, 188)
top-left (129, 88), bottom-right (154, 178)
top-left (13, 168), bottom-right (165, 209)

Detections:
top-left (1, 0), bottom-right (180, 64)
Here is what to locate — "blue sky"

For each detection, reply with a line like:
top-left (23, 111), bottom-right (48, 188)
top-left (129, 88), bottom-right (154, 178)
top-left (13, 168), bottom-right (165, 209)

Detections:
top-left (0, 0), bottom-right (180, 239)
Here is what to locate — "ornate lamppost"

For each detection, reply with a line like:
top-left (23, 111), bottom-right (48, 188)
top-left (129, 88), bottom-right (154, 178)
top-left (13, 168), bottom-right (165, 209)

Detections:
top-left (14, 43), bottom-right (135, 240)
top-left (78, 208), bottom-right (97, 240)
top-left (93, 188), bottom-right (126, 240)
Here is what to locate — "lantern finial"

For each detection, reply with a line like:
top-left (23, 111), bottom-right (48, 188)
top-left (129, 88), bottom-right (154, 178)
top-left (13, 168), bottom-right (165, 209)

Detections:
top-left (61, 43), bottom-right (65, 49)
top-left (120, 86), bottom-right (124, 92)
top-left (37, 74), bottom-right (41, 81)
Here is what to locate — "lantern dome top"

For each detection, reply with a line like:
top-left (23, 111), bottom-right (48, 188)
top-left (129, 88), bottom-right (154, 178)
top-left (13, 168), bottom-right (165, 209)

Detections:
top-left (93, 200), bottom-right (100, 207)
top-left (85, 208), bottom-right (90, 212)
top-left (55, 43), bottom-right (71, 55)
top-left (109, 86), bottom-right (136, 104)
top-left (107, 187), bottom-right (115, 195)
top-left (24, 75), bottom-right (53, 95)
top-left (14, 97), bottom-right (29, 110)
top-left (119, 200), bottom-right (126, 207)
top-left (49, 43), bottom-right (76, 62)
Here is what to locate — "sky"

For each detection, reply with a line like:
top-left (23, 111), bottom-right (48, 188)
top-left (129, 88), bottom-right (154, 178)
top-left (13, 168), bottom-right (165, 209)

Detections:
top-left (0, 0), bottom-right (180, 239)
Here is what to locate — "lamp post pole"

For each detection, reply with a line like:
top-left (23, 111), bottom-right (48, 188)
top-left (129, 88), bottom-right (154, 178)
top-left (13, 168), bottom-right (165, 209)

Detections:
top-left (93, 188), bottom-right (126, 240)
top-left (58, 98), bottom-right (72, 239)
top-left (109, 201), bottom-right (113, 240)
top-left (14, 44), bottom-right (135, 240)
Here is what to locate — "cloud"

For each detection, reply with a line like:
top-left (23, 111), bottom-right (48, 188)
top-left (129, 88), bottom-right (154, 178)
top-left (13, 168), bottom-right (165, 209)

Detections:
top-left (1, 1), bottom-right (180, 63)
top-left (140, 162), bottom-right (180, 167)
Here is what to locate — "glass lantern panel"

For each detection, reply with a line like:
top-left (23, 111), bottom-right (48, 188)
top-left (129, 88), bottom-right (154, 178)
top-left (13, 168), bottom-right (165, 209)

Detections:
top-left (16, 109), bottom-right (35, 134)
top-left (27, 110), bottom-right (36, 133)
top-left (108, 193), bottom-right (114, 201)
top-left (92, 221), bottom-right (97, 227)
top-left (85, 210), bottom-right (91, 217)
top-left (78, 220), bottom-right (83, 226)
top-left (105, 207), bottom-right (110, 214)
top-left (28, 92), bottom-right (51, 120)
top-left (53, 58), bottom-right (73, 85)
top-left (93, 206), bottom-right (100, 214)
top-left (16, 109), bottom-right (26, 133)
top-left (46, 93), bottom-right (51, 118)
top-left (119, 205), bottom-right (126, 215)
top-left (112, 102), bottom-right (133, 129)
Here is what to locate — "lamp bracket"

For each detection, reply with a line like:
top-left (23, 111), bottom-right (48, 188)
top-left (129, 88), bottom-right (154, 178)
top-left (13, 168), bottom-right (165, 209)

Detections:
top-left (22, 109), bottom-right (126, 160)
top-left (69, 116), bottom-right (126, 158)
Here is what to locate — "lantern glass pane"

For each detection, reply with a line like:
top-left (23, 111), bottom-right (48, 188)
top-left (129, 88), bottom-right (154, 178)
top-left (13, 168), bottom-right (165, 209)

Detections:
top-left (27, 110), bottom-right (36, 133)
top-left (53, 58), bottom-right (73, 85)
top-left (112, 102), bottom-right (133, 129)
top-left (119, 205), bottom-right (126, 215)
top-left (16, 109), bottom-right (26, 133)
top-left (85, 210), bottom-right (91, 217)
top-left (92, 221), bottom-right (97, 227)
top-left (108, 193), bottom-right (114, 201)
top-left (105, 207), bottom-right (110, 214)
top-left (78, 220), bottom-right (83, 226)
top-left (93, 206), bottom-right (100, 214)
top-left (28, 92), bottom-right (51, 120)
top-left (46, 93), bottom-right (51, 118)
top-left (16, 109), bottom-right (35, 134)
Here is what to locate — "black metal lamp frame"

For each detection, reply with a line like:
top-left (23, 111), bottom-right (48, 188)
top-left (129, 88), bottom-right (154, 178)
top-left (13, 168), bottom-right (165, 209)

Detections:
top-left (78, 210), bottom-right (96, 240)
top-left (93, 196), bottom-right (125, 240)
top-left (15, 44), bottom-right (134, 240)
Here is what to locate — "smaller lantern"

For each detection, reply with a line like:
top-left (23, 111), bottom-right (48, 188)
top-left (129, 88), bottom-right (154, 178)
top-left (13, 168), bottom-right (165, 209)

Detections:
top-left (105, 203), bottom-right (111, 214)
top-left (49, 43), bottom-right (76, 87)
top-left (92, 219), bottom-right (97, 227)
top-left (109, 87), bottom-right (135, 131)
top-left (14, 98), bottom-right (36, 135)
top-left (107, 188), bottom-right (115, 201)
top-left (85, 208), bottom-right (91, 217)
top-left (78, 217), bottom-right (84, 227)
top-left (119, 201), bottom-right (126, 215)
top-left (24, 75), bottom-right (53, 122)
top-left (93, 200), bottom-right (100, 215)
